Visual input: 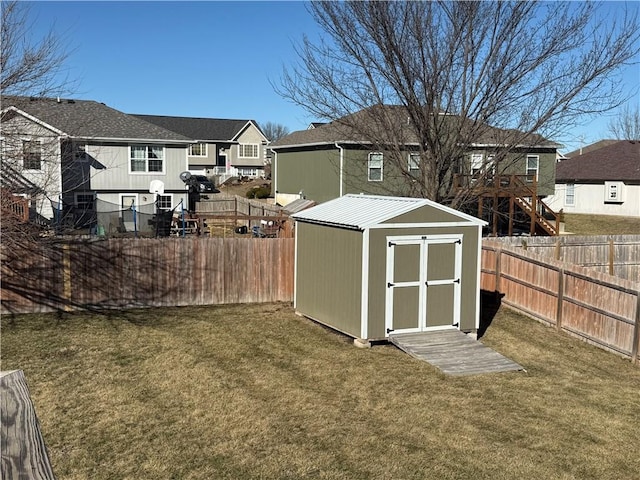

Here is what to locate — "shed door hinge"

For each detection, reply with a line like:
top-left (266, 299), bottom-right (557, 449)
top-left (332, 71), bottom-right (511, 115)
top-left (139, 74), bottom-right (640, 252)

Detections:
top-left (387, 328), bottom-right (394, 334)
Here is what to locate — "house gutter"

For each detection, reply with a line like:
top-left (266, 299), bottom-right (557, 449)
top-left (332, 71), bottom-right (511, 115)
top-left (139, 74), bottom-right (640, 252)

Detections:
top-left (75, 136), bottom-right (191, 145)
top-left (335, 142), bottom-right (344, 197)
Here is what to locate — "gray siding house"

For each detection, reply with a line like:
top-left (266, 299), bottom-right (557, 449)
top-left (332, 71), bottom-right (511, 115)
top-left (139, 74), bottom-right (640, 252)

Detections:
top-left (1, 96), bottom-right (192, 230)
top-left (132, 114), bottom-right (269, 181)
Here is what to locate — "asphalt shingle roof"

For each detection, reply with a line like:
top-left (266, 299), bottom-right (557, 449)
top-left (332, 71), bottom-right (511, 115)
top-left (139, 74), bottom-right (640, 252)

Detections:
top-left (564, 139), bottom-right (619, 158)
top-left (556, 140), bottom-right (640, 182)
top-left (132, 114), bottom-right (261, 142)
top-left (271, 105), bottom-right (557, 149)
top-left (1, 96), bottom-right (191, 142)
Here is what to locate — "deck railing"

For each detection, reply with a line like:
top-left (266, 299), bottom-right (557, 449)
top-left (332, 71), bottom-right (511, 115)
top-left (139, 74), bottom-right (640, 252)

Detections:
top-left (1, 189), bottom-right (29, 223)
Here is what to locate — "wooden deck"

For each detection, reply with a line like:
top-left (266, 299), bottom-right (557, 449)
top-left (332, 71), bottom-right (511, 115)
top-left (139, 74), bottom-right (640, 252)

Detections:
top-left (1, 370), bottom-right (55, 479)
top-left (389, 329), bottom-right (524, 376)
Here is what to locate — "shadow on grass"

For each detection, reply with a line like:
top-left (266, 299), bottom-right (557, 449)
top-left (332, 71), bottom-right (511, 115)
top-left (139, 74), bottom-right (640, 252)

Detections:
top-left (478, 289), bottom-right (504, 338)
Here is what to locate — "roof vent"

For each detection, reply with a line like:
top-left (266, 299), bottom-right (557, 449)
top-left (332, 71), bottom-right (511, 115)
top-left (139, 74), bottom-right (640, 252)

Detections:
top-left (67, 99), bottom-right (75, 104)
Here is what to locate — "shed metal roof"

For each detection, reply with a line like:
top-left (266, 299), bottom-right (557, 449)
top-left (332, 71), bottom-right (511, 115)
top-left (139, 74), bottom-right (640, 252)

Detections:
top-left (292, 194), bottom-right (485, 230)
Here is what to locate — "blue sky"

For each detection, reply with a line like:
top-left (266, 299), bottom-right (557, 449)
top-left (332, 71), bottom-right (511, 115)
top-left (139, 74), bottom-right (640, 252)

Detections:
top-left (24, 1), bottom-right (640, 153)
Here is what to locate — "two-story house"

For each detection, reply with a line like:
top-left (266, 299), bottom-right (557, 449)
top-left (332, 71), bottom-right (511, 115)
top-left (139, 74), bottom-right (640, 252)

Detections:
top-left (1, 96), bottom-right (192, 233)
top-left (132, 114), bottom-right (269, 182)
top-left (270, 106), bottom-right (561, 235)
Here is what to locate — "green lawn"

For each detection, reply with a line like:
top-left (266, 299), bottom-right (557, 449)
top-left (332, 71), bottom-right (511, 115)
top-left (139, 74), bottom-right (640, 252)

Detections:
top-left (2, 303), bottom-right (639, 480)
top-left (563, 213), bottom-right (640, 236)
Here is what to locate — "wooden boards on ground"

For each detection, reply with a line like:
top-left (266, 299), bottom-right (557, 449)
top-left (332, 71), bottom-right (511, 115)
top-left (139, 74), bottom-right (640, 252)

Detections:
top-left (389, 329), bottom-right (524, 376)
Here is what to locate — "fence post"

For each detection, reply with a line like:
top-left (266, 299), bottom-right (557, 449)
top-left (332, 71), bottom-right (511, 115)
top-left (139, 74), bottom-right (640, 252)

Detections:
top-left (62, 243), bottom-right (72, 312)
top-left (555, 237), bottom-right (561, 261)
top-left (632, 292), bottom-right (640, 364)
top-left (556, 267), bottom-right (564, 331)
top-left (609, 238), bottom-right (614, 276)
top-left (495, 246), bottom-right (502, 293)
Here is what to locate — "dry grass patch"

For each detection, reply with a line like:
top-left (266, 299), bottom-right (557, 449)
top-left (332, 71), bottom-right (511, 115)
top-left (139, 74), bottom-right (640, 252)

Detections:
top-left (2, 303), bottom-right (639, 479)
top-left (564, 213), bottom-right (640, 235)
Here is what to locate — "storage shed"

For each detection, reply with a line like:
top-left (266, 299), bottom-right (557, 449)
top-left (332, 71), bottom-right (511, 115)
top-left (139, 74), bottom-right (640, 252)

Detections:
top-left (292, 194), bottom-right (487, 344)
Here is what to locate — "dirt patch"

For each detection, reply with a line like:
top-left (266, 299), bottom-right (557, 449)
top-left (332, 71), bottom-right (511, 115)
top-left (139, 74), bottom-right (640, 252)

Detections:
top-left (216, 178), bottom-right (272, 200)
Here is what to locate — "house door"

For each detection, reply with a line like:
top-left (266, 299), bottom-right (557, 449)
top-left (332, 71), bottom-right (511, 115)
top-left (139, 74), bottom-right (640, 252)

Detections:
top-left (385, 235), bottom-right (462, 336)
top-left (120, 194), bottom-right (137, 232)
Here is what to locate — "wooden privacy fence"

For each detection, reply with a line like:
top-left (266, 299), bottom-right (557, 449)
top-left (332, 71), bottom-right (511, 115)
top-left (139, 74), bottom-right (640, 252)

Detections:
top-left (4, 234), bottom-right (639, 364)
top-left (197, 195), bottom-right (281, 217)
top-left (482, 240), bottom-right (640, 363)
top-left (1, 237), bottom-right (295, 314)
top-left (490, 235), bottom-right (640, 281)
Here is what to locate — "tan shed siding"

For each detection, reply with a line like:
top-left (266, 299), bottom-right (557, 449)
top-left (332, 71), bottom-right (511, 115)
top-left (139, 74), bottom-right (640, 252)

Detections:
top-left (367, 225), bottom-right (480, 338)
top-left (386, 205), bottom-right (466, 224)
top-left (295, 223), bottom-right (362, 337)
top-left (276, 148), bottom-right (341, 203)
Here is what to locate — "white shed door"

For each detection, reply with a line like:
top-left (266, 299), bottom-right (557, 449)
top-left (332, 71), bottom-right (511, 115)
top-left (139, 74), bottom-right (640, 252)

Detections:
top-left (385, 235), bottom-right (462, 336)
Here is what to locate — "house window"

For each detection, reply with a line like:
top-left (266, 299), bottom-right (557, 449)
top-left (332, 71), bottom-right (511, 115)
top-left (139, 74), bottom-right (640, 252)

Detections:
top-left (565, 184), bottom-right (575, 206)
top-left (368, 152), bottom-right (383, 181)
top-left (238, 144), bottom-right (259, 158)
top-left (130, 145), bottom-right (164, 173)
top-left (470, 153), bottom-right (484, 176)
top-left (408, 153), bottom-right (420, 173)
top-left (23, 140), bottom-right (42, 170)
top-left (75, 193), bottom-right (95, 210)
top-left (526, 155), bottom-right (539, 181)
top-left (189, 143), bottom-right (207, 157)
top-left (156, 194), bottom-right (172, 210)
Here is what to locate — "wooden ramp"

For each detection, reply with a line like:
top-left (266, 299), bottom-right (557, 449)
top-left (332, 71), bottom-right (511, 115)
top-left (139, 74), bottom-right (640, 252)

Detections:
top-left (1, 370), bottom-right (56, 480)
top-left (389, 329), bottom-right (524, 376)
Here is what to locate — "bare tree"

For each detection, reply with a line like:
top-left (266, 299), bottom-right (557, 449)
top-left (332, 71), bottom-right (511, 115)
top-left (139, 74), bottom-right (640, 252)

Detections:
top-left (608, 104), bottom-right (640, 141)
top-left (1, 0), bottom-right (74, 228)
top-left (1, 1), bottom-right (73, 97)
top-left (1, 1), bottom-right (79, 312)
top-left (261, 121), bottom-right (290, 142)
top-left (279, 1), bottom-right (639, 205)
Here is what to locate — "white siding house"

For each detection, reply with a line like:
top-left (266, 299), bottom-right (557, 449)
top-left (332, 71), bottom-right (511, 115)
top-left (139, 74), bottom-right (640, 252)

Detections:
top-left (546, 140), bottom-right (640, 217)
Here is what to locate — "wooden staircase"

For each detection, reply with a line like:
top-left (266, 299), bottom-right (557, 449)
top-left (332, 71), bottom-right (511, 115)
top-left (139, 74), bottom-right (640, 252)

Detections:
top-left (513, 195), bottom-right (558, 236)
top-left (453, 174), bottom-right (559, 236)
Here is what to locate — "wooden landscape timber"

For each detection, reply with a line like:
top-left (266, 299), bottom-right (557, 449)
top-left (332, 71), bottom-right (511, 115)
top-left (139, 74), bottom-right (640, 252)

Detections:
top-left (0, 370), bottom-right (55, 480)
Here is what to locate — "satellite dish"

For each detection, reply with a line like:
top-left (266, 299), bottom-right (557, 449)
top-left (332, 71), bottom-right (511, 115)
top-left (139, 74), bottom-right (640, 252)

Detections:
top-left (149, 179), bottom-right (165, 194)
top-left (179, 171), bottom-right (192, 183)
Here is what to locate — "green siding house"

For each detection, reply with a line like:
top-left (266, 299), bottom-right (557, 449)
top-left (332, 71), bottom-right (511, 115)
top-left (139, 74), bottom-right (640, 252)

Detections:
top-left (270, 107), bottom-right (559, 208)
